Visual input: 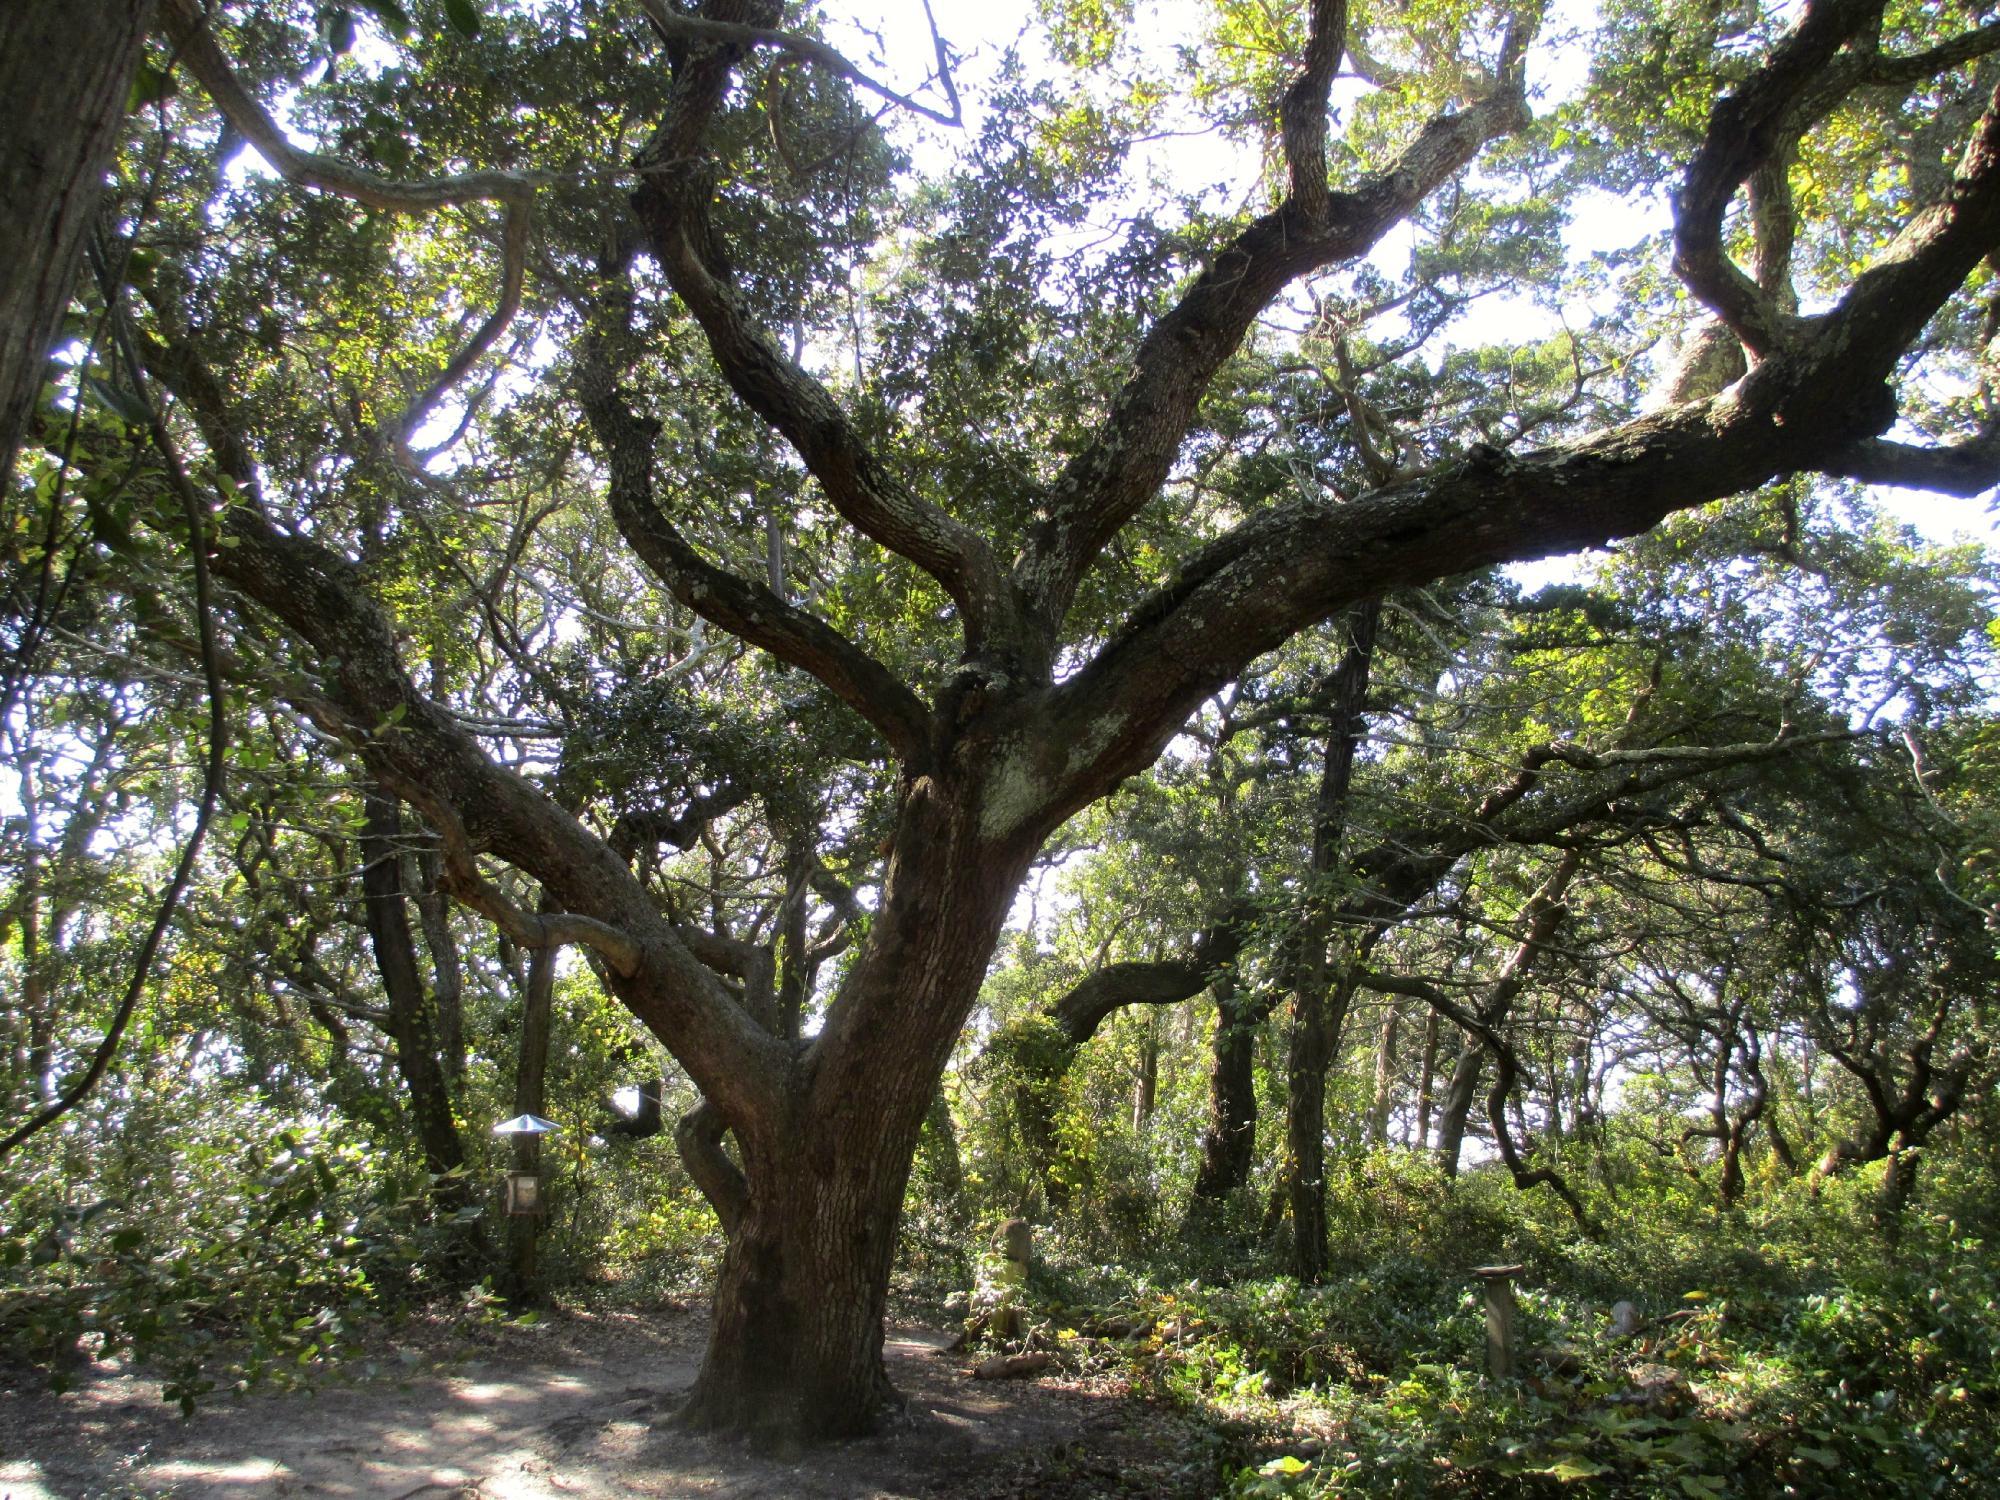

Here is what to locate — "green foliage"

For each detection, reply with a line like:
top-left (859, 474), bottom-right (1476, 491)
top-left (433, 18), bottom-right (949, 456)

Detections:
top-left (1082, 1171), bottom-right (2000, 1498)
top-left (0, 1108), bottom-right (430, 1413)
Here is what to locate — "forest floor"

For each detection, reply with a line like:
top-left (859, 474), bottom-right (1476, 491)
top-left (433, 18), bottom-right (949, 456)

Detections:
top-left (0, 1305), bottom-right (1243, 1499)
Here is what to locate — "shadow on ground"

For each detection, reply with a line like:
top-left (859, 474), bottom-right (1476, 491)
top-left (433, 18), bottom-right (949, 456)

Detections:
top-left (0, 1309), bottom-right (1224, 1498)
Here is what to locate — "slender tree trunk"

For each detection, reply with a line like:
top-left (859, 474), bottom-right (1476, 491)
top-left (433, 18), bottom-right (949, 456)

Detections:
top-left (920, 1085), bottom-right (966, 1210)
top-left (1287, 968), bottom-right (1358, 1279)
top-left (1435, 1041), bottom-right (1484, 1179)
top-left (1564, 1037), bottom-right (1593, 1137)
top-left (1186, 970), bottom-right (1261, 1214)
top-left (1432, 851), bottom-right (1582, 1181)
top-left (415, 848), bottom-right (469, 1082)
top-left (360, 791), bottom-right (473, 1205)
top-left (1282, 601), bottom-right (1379, 1282)
top-left (1132, 1011), bottom-right (1159, 1130)
top-left (0, 0), bottom-right (157, 494)
top-left (504, 941), bottom-right (556, 1302)
top-left (1368, 999), bottom-right (1401, 1146)
top-left (1718, 1127), bottom-right (1747, 1206)
top-left (1879, 1133), bottom-right (1918, 1220)
top-left (1414, 1004), bottom-right (1440, 1150)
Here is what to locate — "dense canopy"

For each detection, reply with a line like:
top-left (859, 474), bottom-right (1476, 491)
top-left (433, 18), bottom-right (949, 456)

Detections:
top-left (3, 0), bottom-right (1999, 1475)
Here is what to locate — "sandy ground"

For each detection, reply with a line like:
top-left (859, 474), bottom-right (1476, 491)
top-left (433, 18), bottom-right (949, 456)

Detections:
top-left (0, 1307), bottom-right (1230, 1499)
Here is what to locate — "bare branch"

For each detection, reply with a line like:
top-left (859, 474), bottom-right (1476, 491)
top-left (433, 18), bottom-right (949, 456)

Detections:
top-left (1034, 56), bottom-right (2000, 828)
top-left (1014, 75), bottom-right (1531, 633)
top-left (624, 0), bottom-right (1018, 654)
top-left (432, 819), bottom-right (643, 979)
top-left (1047, 914), bottom-right (1247, 1046)
top-left (207, 501), bottom-right (793, 1121)
top-left (633, 0), bottom-right (962, 128)
top-left (1818, 429), bottom-right (2000, 495)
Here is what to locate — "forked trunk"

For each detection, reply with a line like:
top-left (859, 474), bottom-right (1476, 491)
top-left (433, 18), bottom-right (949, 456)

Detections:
top-left (676, 767), bottom-right (1038, 1441)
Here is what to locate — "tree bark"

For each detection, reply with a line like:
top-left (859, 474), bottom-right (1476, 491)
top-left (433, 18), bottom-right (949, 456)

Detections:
top-left (1368, 999), bottom-right (1402, 1146)
top-left (1283, 601), bottom-right (1379, 1282)
top-left (1132, 1012), bottom-right (1159, 1131)
top-left (415, 848), bottom-right (469, 1082)
top-left (920, 1086), bottom-right (966, 1210)
top-left (677, 774), bottom-right (1037, 1440)
top-left (0, 0), bottom-right (157, 494)
top-left (1186, 968), bottom-right (1262, 1215)
top-left (1434, 1041), bottom-right (1485, 1179)
top-left (1286, 968), bottom-right (1358, 1279)
top-left (1414, 1004), bottom-right (1441, 1150)
top-left (359, 791), bottom-right (475, 1207)
top-left (160, 0), bottom-right (2000, 1444)
top-left (679, 1117), bottom-right (912, 1439)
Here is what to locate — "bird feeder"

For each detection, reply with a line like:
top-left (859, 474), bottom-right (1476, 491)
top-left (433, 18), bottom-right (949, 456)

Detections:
top-left (492, 1114), bottom-right (560, 1218)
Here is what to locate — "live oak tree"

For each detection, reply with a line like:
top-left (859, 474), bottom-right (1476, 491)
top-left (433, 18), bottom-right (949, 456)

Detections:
top-left (15, 0), bottom-right (2000, 1441)
top-left (0, 0), bottom-right (159, 496)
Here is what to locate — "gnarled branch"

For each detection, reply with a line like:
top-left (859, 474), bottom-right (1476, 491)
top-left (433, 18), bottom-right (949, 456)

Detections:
top-left (576, 324), bottom-right (932, 762)
top-left (1014, 69), bottom-right (1532, 634)
top-left (159, 0), bottom-right (535, 453)
top-left (624, 0), bottom-right (1017, 656)
top-left (633, 0), bottom-right (962, 128)
top-left (1670, 0), bottom-right (1883, 356)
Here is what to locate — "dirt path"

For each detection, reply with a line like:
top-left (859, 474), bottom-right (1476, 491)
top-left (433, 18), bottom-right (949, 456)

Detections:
top-left (0, 1308), bottom-right (1227, 1499)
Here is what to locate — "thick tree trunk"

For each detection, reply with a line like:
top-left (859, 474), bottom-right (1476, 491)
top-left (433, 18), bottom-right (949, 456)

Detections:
top-left (678, 772), bottom-right (1036, 1440)
top-left (0, 0), bottom-right (157, 493)
top-left (679, 1117), bottom-right (913, 1440)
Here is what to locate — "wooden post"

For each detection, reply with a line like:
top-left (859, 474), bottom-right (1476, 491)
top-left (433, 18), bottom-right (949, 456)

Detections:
top-left (503, 943), bottom-right (557, 1303)
top-left (1473, 1264), bottom-right (1525, 1380)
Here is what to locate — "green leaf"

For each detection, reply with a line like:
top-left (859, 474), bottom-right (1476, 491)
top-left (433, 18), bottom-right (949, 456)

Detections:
top-left (443, 0), bottom-right (481, 38)
top-left (127, 62), bottom-right (178, 111)
top-left (84, 375), bottom-right (151, 428)
top-left (1535, 1459), bottom-right (1612, 1482)
top-left (355, 0), bottom-right (415, 37)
